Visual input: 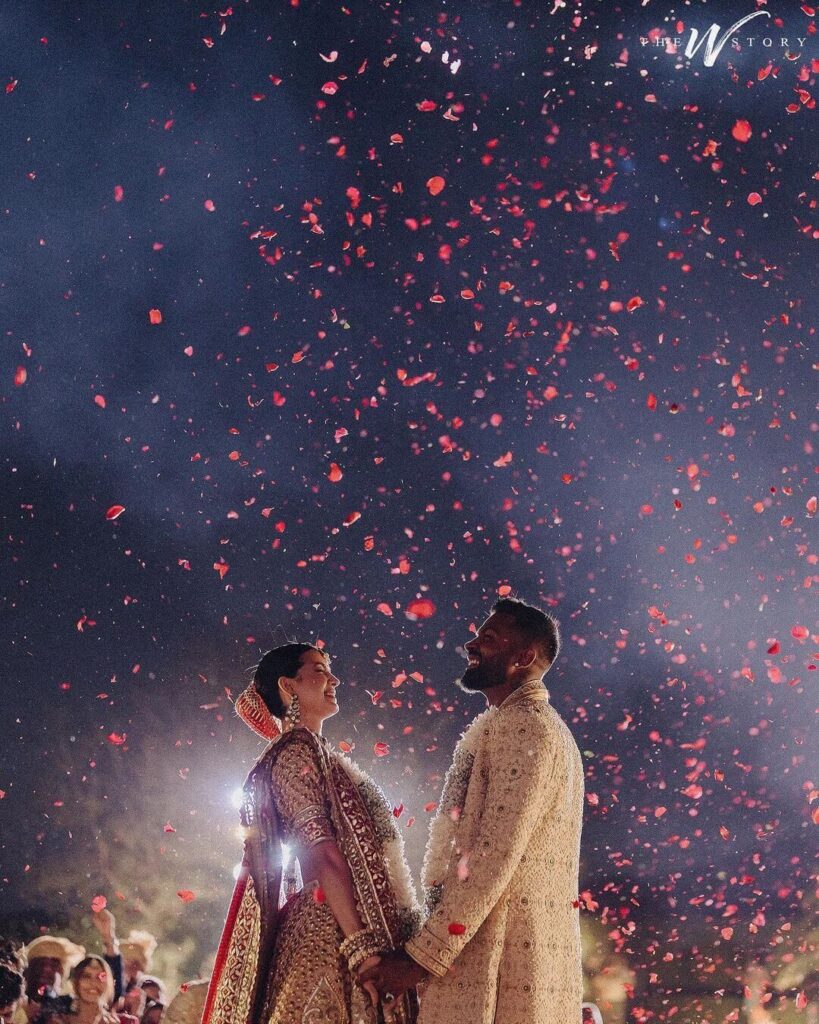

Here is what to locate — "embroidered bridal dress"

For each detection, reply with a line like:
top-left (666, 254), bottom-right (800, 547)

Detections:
top-left (202, 728), bottom-right (421, 1024)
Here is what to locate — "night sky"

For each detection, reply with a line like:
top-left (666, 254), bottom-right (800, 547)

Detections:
top-left (1, 0), bottom-right (817, 1007)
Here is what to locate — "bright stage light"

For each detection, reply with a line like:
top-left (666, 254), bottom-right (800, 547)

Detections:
top-left (230, 787), bottom-right (244, 810)
top-left (233, 847), bottom-right (290, 881)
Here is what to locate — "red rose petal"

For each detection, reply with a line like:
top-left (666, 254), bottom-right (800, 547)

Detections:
top-left (731, 119), bottom-right (752, 143)
top-left (406, 598), bottom-right (436, 619)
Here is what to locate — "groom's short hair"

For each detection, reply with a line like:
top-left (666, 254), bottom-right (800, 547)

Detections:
top-left (492, 597), bottom-right (561, 667)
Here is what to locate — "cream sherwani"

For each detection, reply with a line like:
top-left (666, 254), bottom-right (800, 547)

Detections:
top-left (406, 679), bottom-right (584, 1024)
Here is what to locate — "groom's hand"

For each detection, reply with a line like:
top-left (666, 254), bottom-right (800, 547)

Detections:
top-left (358, 950), bottom-right (428, 1001)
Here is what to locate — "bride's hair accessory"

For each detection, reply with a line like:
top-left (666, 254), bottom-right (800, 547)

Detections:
top-left (235, 682), bottom-right (281, 741)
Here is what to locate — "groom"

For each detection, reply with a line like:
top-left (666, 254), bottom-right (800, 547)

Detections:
top-left (362, 596), bottom-right (585, 1024)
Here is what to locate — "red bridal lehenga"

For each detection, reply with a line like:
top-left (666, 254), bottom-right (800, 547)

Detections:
top-left (201, 712), bottom-right (421, 1024)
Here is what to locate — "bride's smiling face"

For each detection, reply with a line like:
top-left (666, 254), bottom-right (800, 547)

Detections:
top-left (284, 650), bottom-right (340, 723)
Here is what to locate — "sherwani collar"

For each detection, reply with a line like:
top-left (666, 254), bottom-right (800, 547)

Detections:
top-left (498, 677), bottom-right (550, 710)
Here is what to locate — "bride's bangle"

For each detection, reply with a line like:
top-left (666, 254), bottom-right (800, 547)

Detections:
top-left (339, 929), bottom-right (384, 974)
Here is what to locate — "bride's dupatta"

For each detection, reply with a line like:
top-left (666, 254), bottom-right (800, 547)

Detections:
top-left (316, 739), bottom-right (418, 1024)
top-left (201, 745), bottom-right (284, 1024)
top-left (201, 731), bottom-right (418, 1024)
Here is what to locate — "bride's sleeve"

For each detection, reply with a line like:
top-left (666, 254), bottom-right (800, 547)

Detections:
top-left (270, 736), bottom-right (335, 849)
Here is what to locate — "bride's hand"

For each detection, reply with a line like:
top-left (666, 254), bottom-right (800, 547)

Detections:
top-left (355, 955), bottom-right (382, 1007)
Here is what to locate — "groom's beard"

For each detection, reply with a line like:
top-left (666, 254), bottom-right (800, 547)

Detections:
top-left (457, 655), bottom-right (508, 693)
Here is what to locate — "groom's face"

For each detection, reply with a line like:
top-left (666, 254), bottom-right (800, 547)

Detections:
top-left (458, 612), bottom-right (519, 693)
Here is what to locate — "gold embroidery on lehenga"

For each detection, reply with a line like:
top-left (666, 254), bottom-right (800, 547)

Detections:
top-left (302, 976), bottom-right (347, 1024)
top-left (208, 875), bottom-right (261, 1024)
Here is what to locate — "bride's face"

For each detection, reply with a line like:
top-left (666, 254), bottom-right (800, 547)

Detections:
top-left (288, 650), bottom-right (340, 722)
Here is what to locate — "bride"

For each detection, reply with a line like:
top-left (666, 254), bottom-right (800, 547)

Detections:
top-left (201, 643), bottom-right (421, 1024)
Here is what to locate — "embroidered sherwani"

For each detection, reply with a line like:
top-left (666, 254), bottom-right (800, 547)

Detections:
top-left (406, 680), bottom-right (584, 1024)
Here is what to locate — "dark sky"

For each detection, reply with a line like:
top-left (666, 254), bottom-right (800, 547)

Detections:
top-left (1, 0), bottom-right (817, 996)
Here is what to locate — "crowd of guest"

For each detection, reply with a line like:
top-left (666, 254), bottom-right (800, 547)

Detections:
top-left (0, 912), bottom-right (205, 1024)
top-left (2, 912), bottom-right (813, 1024)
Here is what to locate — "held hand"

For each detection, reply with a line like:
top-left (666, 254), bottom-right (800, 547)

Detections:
top-left (358, 950), bottom-right (427, 1003)
top-left (354, 955), bottom-right (382, 1008)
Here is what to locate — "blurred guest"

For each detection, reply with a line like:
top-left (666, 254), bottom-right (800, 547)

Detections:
top-left (586, 952), bottom-right (634, 1024)
top-left (21, 938), bottom-right (85, 1024)
top-left (163, 983), bottom-right (207, 1024)
top-left (119, 992), bottom-right (143, 1023)
top-left (89, 914), bottom-right (123, 1005)
top-left (139, 1001), bottom-right (163, 1024)
top-left (0, 942), bottom-right (25, 1024)
top-left (743, 962), bottom-right (775, 1024)
top-left (117, 937), bottom-right (156, 996)
top-left (801, 970), bottom-right (819, 1024)
top-left (135, 983), bottom-right (163, 1010)
top-left (66, 956), bottom-right (136, 1024)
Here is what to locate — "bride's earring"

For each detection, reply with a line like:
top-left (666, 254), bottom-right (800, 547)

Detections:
top-left (284, 693), bottom-right (301, 728)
